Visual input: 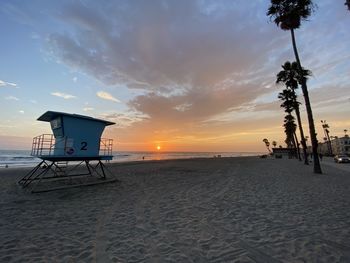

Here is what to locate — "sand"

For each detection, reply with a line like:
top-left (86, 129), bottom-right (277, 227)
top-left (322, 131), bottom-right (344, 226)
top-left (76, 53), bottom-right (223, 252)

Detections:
top-left (0, 156), bottom-right (350, 262)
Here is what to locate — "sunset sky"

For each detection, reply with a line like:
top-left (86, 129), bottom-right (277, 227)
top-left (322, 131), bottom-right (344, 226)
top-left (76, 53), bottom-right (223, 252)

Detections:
top-left (0, 0), bottom-right (349, 152)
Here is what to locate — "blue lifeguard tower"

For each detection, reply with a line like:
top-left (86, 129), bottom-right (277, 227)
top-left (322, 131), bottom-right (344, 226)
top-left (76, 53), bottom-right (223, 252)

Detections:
top-left (19, 111), bottom-right (119, 192)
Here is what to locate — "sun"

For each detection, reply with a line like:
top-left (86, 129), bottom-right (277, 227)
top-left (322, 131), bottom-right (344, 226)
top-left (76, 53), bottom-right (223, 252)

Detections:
top-left (156, 145), bottom-right (161, 151)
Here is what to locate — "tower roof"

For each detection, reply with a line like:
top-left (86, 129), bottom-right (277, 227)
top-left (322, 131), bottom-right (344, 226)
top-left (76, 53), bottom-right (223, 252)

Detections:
top-left (37, 111), bottom-right (115, 126)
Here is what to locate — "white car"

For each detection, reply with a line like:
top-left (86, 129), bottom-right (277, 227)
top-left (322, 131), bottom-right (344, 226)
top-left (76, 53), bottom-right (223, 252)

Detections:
top-left (334, 155), bottom-right (350, 163)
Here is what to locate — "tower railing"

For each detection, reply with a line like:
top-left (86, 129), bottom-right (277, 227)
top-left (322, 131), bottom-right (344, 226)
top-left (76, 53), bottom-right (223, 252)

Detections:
top-left (100, 138), bottom-right (113, 156)
top-left (31, 134), bottom-right (55, 157)
top-left (31, 134), bottom-right (113, 157)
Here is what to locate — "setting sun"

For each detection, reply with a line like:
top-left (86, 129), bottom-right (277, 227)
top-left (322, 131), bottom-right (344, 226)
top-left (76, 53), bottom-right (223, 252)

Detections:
top-left (157, 146), bottom-right (161, 151)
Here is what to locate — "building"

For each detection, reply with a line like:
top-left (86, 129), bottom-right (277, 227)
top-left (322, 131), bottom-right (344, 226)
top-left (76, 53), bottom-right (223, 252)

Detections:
top-left (318, 135), bottom-right (350, 156)
top-left (272, 147), bottom-right (297, 158)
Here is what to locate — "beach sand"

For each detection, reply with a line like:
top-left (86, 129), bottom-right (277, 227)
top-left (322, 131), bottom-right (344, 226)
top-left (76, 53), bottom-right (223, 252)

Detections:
top-left (0, 157), bottom-right (350, 262)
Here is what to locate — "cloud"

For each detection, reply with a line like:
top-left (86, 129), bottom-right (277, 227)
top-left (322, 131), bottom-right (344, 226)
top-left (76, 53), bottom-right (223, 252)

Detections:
top-left (99, 112), bottom-right (149, 128)
top-left (73, 76), bottom-right (78, 82)
top-left (0, 79), bottom-right (17, 88)
top-left (31, 32), bottom-right (40, 39)
top-left (47, 1), bottom-right (282, 115)
top-left (5, 96), bottom-right (19, 101)
top-left (19, 110), bottom-right (24, 114)
top-left (83, 107), bottom-right (94, 111)
top-left (310, 85), bottom-right (350, 106)
top-left (38, 0), bottom-right (350, 149)
top-left (51, 92), bottom-right (76, 99)
top-left (96, 91), bottom-right (120, 103)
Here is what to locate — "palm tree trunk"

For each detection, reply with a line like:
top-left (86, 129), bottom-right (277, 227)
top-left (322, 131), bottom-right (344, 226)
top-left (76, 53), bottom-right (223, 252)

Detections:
top-left (294, 103), bottom-right (309, 165)
top-left (326, 130), bottom-right (333, 155)
top-left (291, 133), bottom-right (297, 159)
top-left (293, 131), bottom-right (301, 161)
top-left (290, 29), bottom-right (322, 174)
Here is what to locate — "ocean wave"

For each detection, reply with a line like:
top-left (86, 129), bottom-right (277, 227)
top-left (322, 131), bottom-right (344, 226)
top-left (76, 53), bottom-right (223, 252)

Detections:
top-left (0, 156), bottom-right (38, 161)
top-left (0, 151), bottom-right (41, 167)
top-left (0, 150), bottom-right (263, 168)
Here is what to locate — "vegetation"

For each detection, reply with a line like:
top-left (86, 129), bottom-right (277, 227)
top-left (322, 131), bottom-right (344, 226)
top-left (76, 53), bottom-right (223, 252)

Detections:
top-left (283, 114), bottom-right (298, 158)
top-left (321, 120), bottom-right (333, 155)
top-left (272, 141), bottom-right (277, 148)
top-left (262, 138), bottom-right (272, 154)
top-left (267, 0), bottom-right (322, 173)
top-left (278, 89), bottom-right (300, 160)
top-left (276, 61), bottom-right (310, 164)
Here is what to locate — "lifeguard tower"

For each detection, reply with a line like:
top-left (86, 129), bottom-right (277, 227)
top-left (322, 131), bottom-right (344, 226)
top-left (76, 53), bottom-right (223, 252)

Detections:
top-left (19, 111), bottom-right (119, 193)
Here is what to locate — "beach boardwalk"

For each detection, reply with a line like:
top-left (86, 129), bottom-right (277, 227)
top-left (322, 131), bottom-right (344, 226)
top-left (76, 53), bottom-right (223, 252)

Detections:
top-left (18, 111), bottom-right (118, 192)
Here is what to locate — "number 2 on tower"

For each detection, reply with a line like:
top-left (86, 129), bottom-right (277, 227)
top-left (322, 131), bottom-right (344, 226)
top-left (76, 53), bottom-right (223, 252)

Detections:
top-left (80, 142), bottom-right (88, 150)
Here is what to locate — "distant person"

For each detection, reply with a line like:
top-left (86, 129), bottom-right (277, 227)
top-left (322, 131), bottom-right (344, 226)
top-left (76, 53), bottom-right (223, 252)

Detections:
top-left (319, 153), bottom-right (323, 161)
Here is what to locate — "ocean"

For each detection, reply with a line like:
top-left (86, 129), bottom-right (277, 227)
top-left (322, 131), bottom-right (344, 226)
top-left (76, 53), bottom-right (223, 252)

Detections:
top-left (0, 150), bottom-right (263, 168)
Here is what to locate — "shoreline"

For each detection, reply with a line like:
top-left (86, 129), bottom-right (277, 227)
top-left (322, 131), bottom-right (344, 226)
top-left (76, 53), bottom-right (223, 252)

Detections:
top-left (0, 154), bottom-right (262, 170)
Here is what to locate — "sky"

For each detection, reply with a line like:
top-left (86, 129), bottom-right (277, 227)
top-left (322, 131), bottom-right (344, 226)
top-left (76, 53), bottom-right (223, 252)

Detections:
top-left (0, 0), bottom-right (349, 152)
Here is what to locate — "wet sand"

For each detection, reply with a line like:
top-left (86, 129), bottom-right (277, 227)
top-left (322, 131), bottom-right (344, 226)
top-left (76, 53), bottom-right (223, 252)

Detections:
top-left (0, 157), bottom-right (350, 262)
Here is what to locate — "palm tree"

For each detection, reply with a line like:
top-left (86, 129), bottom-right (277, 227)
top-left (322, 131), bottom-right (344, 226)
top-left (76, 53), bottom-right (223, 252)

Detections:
top-left (283, 114), bottom-right (298, 158)
top-left (263, 138), bottom-right (272, 154)
top-left (321, 120), bottom-right (333, 155)
top-left (278, 89), bottom-right (301, 160)
top-left (272, 141), bottom-right (277, 148)
top-left (346, 0), bottom-right (350, 10)
top-left (267, 0), bottom-right (322, 173)
top-left (276, 61), bottom-right (309, 164)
